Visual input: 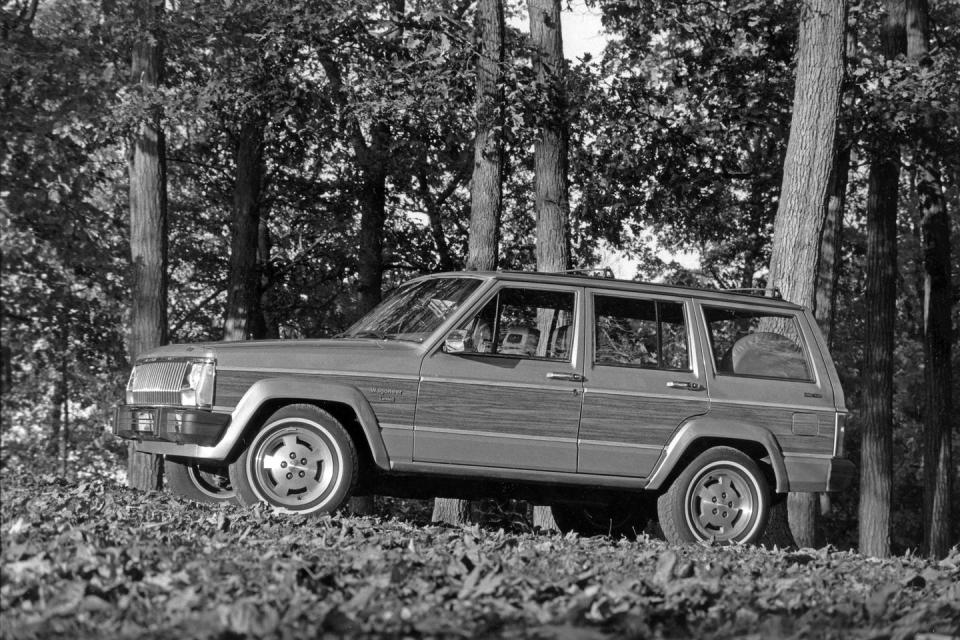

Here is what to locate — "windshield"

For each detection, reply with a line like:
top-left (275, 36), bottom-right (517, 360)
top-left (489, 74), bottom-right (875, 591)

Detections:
top-left (341, 277), bottom-right (484, 343)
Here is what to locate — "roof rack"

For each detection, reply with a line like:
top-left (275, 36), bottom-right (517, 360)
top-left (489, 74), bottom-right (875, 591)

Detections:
top-left (553, 267), bottom-right (616, 279)
top-left (722, 287), bottom-right (783, 300)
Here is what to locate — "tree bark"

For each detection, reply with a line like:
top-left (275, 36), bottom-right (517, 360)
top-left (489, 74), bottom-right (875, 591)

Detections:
top-left (765, 0), bottom-right (845, 549)
top-left (528, 0), bottom-right (569, 532)
top-left (357, 120), bottom-right (390, 315)
top-left (432, 0), bottom-right (506, 526)
top-left (858, 0), bottom-right (905, 559)
top-left (905, 0), bottom-right (954, 560)
top-left (529, 0), bottom-right (569, 278)
top-left (223, 116), bottom-right (265, 341)
top-left (127, 0), bottom-right (167, 491)
top-left (466, 0), bottom-right (504, 272)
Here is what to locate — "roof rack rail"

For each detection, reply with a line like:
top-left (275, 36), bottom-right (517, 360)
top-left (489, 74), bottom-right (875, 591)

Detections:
top-left (722, 287), bottom-right (783, 300)
top-left (553, 267), bottom-right (616, 279)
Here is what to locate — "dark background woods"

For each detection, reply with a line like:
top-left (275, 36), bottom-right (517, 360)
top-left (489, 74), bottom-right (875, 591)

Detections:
top-left (1, 0), bottom-right (958, 557)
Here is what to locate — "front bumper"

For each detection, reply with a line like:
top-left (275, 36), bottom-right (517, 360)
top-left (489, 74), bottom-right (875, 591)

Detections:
top-left (783, 455), bottom-right (857, 492)
top-left (113, 405), bottom-right (231, 447)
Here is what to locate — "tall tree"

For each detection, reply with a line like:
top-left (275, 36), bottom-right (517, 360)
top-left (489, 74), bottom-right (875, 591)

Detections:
top-left (127, 0), bottom-right (168, 490)
top-left (528, 0), bottom-right (567, 531)
top-left (858, 0), bottom-right (905, 559)
top-left (432, 0), bottom-right (506, 528)
top-left (905, 0), bottom-right (954, 559)
top-left (223, 115), bottom-right (267, 341)
top-left (765, 0), bottom-right (846, 549)
top-left (466, 0), bottom-right (505, 273)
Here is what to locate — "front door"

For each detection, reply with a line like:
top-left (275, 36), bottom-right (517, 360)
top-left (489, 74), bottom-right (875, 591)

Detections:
top-left (578, 291), bottom-right (709, 477)
top-left (414, 284), bottom-right (584, 472)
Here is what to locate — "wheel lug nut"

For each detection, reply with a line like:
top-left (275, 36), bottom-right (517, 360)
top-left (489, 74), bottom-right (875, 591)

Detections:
top-left (712, 497), bottom-right (717, 503)
top-left (301, 458), bottom-right (307, 465)
top-left (299, 471), bottom-right (305, 478)
top-left (286, 472), bottom-right (293, 479)
top-left (712, 508), bottom-right (718, 515)
top-left (289, 452), bottom-right (296, 459)
top-left (281, 461), bottom-right (287, 468)
top-left (722, 511), bottom-right (728, 518)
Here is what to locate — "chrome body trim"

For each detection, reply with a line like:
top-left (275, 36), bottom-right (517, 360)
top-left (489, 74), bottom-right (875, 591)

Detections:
top-left (577, 439), bottom-right (663, 450)
top-left (218, 366), bottom-right (420, 381)
top-left (418, 376), bottom-right (575, 392)
top-left (416, 425), bottom-right (578, 444)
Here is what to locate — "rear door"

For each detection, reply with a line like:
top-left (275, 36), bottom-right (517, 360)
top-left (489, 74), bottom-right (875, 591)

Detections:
top-left (414, 283), bottom-right (584, 472)
top-left (578, 290), bottom-right (709, 477)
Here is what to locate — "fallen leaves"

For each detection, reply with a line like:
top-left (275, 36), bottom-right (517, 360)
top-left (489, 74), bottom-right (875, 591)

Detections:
top-left (1, 473), bottom-right (958, 639)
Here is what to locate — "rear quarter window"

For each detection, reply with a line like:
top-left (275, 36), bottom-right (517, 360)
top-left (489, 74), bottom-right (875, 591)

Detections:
top-left (703, 306), bottom-right (811, 381)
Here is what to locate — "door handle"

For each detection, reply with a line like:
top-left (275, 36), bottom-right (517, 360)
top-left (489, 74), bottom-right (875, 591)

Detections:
top-left (666, 380), bottom-right (704, 391)
top-left (547, 372), bottom-right (585, 382)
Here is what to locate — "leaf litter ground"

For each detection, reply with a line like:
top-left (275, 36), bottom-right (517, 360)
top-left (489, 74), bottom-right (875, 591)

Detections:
top-left (1, 474), bottom-right (957, 639)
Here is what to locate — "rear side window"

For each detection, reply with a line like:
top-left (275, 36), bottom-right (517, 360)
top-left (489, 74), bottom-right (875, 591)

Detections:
top-left (703, 306), bottom-right (811, 381)
top-left (593, 295), bottom-right (690, 371)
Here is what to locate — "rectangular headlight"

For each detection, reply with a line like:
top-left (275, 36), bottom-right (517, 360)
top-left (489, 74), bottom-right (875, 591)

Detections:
top-left (180, 360), bottom-right (216, 408)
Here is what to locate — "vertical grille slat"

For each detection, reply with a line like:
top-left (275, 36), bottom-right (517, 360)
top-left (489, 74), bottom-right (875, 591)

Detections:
top-left (130, 360), bottom-right (189, 405)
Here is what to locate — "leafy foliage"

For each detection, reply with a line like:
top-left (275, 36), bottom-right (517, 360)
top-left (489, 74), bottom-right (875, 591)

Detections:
top-left (2, 474), bottom-right (959, 639)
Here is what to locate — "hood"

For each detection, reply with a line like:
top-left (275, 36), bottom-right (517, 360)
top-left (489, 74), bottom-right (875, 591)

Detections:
top-left (139, 338), bottom-right (425, 377)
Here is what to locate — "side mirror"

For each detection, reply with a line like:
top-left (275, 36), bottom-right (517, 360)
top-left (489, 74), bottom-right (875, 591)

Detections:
top-left (442, 329), bottom-right (473, 354)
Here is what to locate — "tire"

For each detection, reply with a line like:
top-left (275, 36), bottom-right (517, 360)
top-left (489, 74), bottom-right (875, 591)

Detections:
top-left (657, 446), bottom-right (770, 545)
top-left (166, 457), bottom-right (236, 503)
top-left (229, 404), bottom-right (358, 515)
top-left (553, 501), bottom-right (649, 538)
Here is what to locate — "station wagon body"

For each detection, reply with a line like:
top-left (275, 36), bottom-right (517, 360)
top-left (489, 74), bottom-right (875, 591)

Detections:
top-left (114, 271), bottom-right (855, 544)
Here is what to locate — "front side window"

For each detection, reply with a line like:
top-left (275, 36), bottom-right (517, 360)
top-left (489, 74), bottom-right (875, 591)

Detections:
top-left (593, 295), bottom-right (690, 370)
top-left (703, 306), bottom-right (811, 381)
top-left (454, 287), bottom-right (576, 361)
top-left (342, 277), bottom-right (483, 342)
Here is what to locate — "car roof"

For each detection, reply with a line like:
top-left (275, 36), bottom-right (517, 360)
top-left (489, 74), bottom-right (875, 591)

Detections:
top-left (412, 271), bottom-right (806, 311)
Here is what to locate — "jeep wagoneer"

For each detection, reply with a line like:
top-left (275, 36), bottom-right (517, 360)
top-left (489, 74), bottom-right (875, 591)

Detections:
top-left (114, 271), bottom-right (855, 544)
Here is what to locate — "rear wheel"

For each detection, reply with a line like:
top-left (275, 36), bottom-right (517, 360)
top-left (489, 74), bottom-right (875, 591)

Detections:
top-left (553, 501), bottom-right (649, 538)
top-left (166, 458), bottom-right (235, 503)
top-left (229, 404), bottom-right (358, 515)
top-left (657, 446), bottom-right (769, 545)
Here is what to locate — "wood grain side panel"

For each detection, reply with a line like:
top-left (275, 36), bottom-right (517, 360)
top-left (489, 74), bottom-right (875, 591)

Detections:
top-left (707, 403), bottom-right (835, 455)
top-left (579, 393), bottom-right (708, 446)
top-left (415, 381), bottom-right (581, 439)
top-left (215, 370), bottom-right (418, 426)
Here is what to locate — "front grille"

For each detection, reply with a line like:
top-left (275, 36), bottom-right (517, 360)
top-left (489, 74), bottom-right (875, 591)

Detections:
top-left (129, 360), bottom-right (188, 405)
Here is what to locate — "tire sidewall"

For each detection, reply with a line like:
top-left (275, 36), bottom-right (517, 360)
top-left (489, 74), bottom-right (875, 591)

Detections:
top-left (660, 448), bottom-right (769, 545)
top-left (231, 407), bottom-right (356, 515)
top-left (166, 457), bottom-right (235, 503)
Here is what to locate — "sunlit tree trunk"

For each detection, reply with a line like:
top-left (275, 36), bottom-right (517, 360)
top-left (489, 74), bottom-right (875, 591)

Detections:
top-left (905, 0), bottom-right (954, 559)
top-left (127, 0), bottom-right (167, 491)
top-left (433, 0), bottom-right (505, 527)
top-left (765, 0), bottom-right (845, 549)
top-left (466, 0), bottom-right (504, 273)
top-left (858, 0), bottom-right (905, 559)
top-left (224, 116), bottom-right (265, 341)
top-left (528, 0), bottom-right (568, 532)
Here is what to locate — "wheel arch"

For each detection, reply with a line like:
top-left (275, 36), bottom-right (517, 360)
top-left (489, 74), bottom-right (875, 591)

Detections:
top-left (218, 378), bottom-right (390, 469)
top-left (645, 419), bottom-right (787, 493)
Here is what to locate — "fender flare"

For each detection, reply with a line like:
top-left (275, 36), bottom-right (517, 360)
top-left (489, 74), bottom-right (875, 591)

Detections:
top-left (206, 377), bottom-right (390, 467)
top-left (644, 418), bottom-right (788, 493)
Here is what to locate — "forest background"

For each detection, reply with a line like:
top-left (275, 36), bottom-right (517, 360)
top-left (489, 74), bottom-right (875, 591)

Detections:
top-left (2, 0), bottom-right (959, 558)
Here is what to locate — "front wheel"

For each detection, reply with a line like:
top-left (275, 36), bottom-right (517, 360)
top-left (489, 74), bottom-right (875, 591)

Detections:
top-left (166, 458), bottom-right (236, 503)
top-left (657, 446), bottom-right (769, 545)
top-left (229, 404), bottom-right (358, 515)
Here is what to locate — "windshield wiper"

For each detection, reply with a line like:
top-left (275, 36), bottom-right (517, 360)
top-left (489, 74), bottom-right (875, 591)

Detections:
top-left (348, 330), bottom-right (395, 340)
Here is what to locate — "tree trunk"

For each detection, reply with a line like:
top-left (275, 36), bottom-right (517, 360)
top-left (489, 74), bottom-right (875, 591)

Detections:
top-left (357, 120), bottom-right (390, 315)
top-left (528, 0), bottom-right (568, 533)
top-left (127, 0), bottom-right (167, 491)
top-left (858, 0), bottom-right (905, 559)
top-left (432, 0), bottom-right (506, 527)
top-left (529, 0), bottom-right (569, 277)
top-left (765, 0), bottom-right (845, 549)
top-left (466, 0), bottom-right (504, 272)
top-left (905, 0), bottom-right (954, 560)
top-left (223, 116), bottom-right (265, 341)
